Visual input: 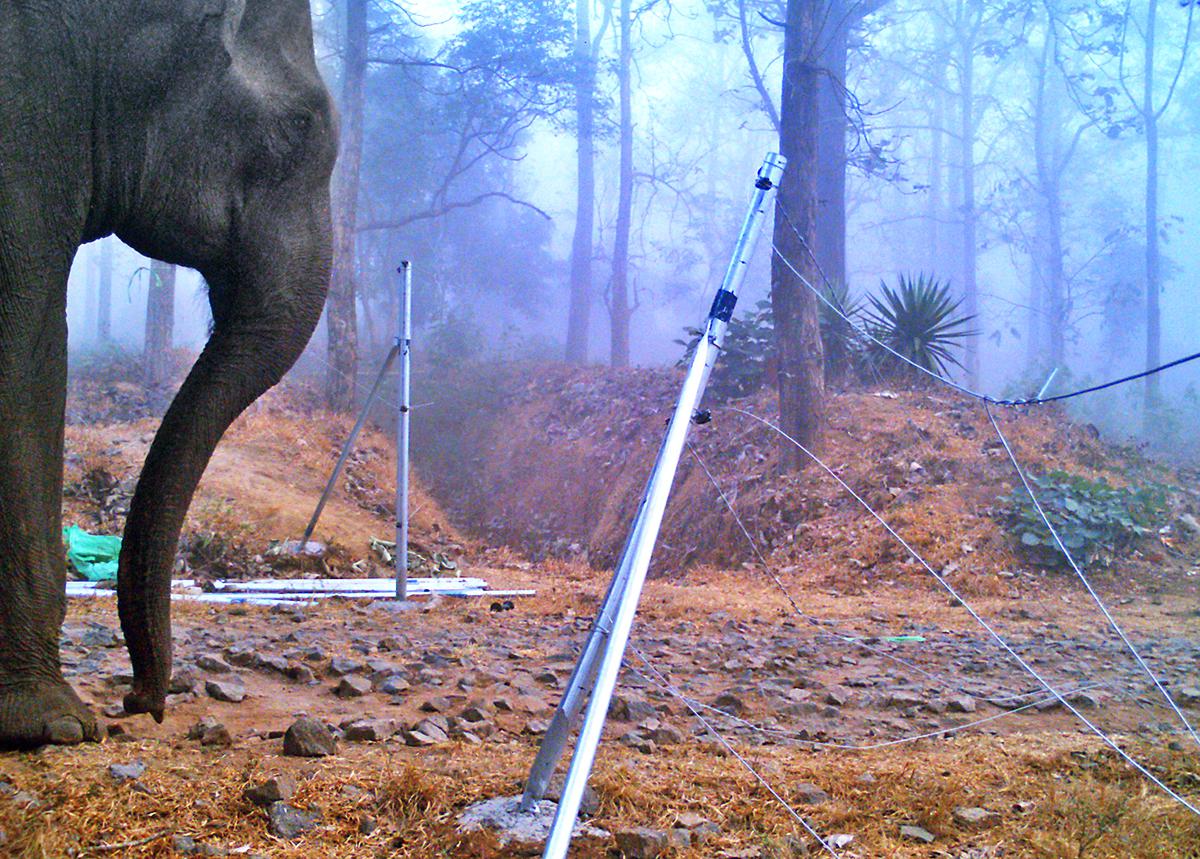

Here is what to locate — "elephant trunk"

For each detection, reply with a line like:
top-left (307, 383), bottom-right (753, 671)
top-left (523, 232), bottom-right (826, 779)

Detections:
top-left (118, 236), bottom-right (329, 720)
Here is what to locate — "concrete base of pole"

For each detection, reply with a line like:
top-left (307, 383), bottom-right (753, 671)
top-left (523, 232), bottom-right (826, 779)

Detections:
top-left (458, 796), bottom-right (607, 852)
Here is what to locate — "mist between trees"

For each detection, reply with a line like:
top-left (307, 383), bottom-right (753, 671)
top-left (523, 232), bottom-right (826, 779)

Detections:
top-left (66, 0), bottom-right (1200, 459)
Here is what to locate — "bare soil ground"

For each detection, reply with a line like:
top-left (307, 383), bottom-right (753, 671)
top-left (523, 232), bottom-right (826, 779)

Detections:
top-left (3, 364), bottom-right (1200, 858)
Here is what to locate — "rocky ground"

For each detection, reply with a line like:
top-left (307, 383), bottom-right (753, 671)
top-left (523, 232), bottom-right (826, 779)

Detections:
top-left (3, 362), bottom-right (1199, 857)
top-left (4, 567), bottom-right (1200, 858)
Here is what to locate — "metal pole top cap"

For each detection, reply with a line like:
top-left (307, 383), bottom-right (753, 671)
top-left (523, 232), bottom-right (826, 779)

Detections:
top-left (757, 152), bottom-right (787, 188)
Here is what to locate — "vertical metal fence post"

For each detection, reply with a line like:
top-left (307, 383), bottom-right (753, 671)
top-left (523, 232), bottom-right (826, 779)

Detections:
top-left (530, 153), bottom-right (786, 858)
top-left (396, 261), bottom-right (413, 601)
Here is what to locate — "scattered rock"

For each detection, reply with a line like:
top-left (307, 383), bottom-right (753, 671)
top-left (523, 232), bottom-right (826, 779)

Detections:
top-left (327, 656), bottom-right (363, 677)
top-left (420, 696), bottom-right (452, 713)
top-left (285, 663), bottom-right (316, 684)
top-left (108, 761), bottom-right (146, 781)
top-left (169, 670), bottom-right (199, 694)
top-left (794, 783), bottom-right (830, 805)
top-left (377, 676), bottom-right (410, 695)
top-left (244, 775), bottom-right (297, 807)
top-left (711, 693), bottom-right (745, 716)
top-left (196, 654), bottom-right (232, 674)
top-left (205, 677), bottom-right (246, 704)
top-left (886, 690), bottom-right (923, 709)
top-left (946, 695), bottom-right (977, 713)
top-left (283, 717), bottom-right (337, 757)
top-left (674, 812), bottom-right (719, 842)
top-left (267, 801), bottom-right (319, 839)
top-left (952, 806), bottom-right (996, 829)
top-left (610, 695), bottom-right (657, 722)
top-left (344, 719), bottom-right (391, 742)
top-left (413, 718), bottom-right (449, 742)
top-left (334, 675), bottom-right (372, 698)
top-left (171, 834), bottom-right (228, 856)
top-left (614, 826), bottom-right (669, 858)
top-left (899, 824), bottom-right (935, 844)
top-left (824, 687), bottom-right (850, 707)
top-left (201, 723), bottom-right (233, 747)
top-left (1177, 687), bottom-right (1200, 706)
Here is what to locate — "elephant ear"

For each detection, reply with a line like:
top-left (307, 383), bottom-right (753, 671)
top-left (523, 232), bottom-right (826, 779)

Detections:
top-left (189, 0), bottom-right (247, 64)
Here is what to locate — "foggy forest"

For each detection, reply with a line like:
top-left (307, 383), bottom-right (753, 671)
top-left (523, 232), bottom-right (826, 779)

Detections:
top-left (4, 0), bottom-right (1200, 856)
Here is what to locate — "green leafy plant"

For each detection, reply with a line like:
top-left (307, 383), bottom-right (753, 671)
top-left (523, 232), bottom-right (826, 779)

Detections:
top-left (998, 470), bottom-right (1169, 568)
top-left (675, 298), bottom-right (775, 401)
top-left (864, 273), bottom-right (975, 379)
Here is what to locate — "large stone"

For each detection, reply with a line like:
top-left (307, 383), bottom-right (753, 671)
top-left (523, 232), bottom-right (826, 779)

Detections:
top-left (458, 795), bottom-right (608, 851)
top-left (267, 802), bottom-right (319, 839)
top-left (283, 717), bottom-right (337, 757)
top-left (205, 678), bottom-right (246, 704)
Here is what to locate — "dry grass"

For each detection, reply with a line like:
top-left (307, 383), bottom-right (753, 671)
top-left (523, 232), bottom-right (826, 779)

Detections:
top-left (6, 726), bottom-right (1200, 858)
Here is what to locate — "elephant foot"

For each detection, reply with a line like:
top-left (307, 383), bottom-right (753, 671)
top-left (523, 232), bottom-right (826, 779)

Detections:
top-left (0, 679), bottom-right (100, 751)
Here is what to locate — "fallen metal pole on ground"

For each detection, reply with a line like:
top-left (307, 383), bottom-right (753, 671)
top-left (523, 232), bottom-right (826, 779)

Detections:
top-left (65, 577), bottom-right (533, 603)
top-left (301, 343), bottom-right (400, 548)
top-left (526, 153), bottom-right (786, 858)
top-left (396, 261), bottom-right (413, 600)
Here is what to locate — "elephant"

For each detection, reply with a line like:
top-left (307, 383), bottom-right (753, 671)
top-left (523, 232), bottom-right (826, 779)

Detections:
top-left (0, 0), bottom-right (337, 748)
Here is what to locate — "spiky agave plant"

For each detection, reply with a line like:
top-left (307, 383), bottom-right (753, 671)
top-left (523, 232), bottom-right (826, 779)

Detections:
top-left (864, 274), bottom-right (975, 378)
top-left (818, 281), bottom-right (865, 384)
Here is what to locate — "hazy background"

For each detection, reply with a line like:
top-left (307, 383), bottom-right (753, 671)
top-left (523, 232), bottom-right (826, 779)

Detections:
top-left (65, 0), bottom-right (1200, 448)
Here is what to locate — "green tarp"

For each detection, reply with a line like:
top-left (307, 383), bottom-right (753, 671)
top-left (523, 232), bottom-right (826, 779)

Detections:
top-left (63, 525), bottom-right (122, 581)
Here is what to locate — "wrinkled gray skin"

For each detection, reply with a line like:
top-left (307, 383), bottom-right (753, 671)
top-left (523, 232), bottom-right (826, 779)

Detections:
top-left (0, 0), bottom-right (336, 749)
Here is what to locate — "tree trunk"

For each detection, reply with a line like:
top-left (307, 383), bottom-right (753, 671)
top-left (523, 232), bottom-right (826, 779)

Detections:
top-left (772, 0), bottom-right (826, 465)
top-left (815, 0), bottom-right (847, 290)
top-left (564, 0), bottom-right (596, 364)
top-left (97, 240), bottom-right (113, 343)
top-left (1143, 0), bottom-right (1160, 410)
top-left (958, 35), bottom-right (979, 386)
top-left (609, 0), bottom-right (633, 368)
top-left (326, 0), bottom-right (367, 412)
top-left (1032, 30), bottom-right (1065, 370)
top-left (927, 25), bottom-right (945, 271)
top-left (143, 261), bottom-right (176, 388)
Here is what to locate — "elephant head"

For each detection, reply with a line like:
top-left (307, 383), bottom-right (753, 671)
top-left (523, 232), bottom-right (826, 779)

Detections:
top-left (0, 0), bottom-right (334, 747)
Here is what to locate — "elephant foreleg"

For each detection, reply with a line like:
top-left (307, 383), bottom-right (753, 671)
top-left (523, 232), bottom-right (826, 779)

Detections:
top-left (0, 241), bottom-right (99, 749)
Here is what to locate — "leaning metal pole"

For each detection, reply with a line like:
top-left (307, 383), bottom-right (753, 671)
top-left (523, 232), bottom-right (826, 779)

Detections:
top-left (302, 344), bottom-right (400, 547)
top-left (395, 261), bottom-right (413, 600)
top-left (534, 153), bottom-right (786, 858)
